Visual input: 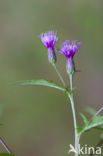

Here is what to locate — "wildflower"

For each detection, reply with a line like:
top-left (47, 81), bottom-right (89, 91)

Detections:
top-left (58, 40), bottom-right (81, 75)
top-left (40, 31), bottom-right (58, 64)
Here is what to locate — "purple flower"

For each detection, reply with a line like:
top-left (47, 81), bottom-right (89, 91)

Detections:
top-left (41, 31), bottom-right (58, 48)
top-left (40, 31), bottom-right (58, 64)
top-left (58, 40), bottom-right (81, 75)
top-left (59, 40), bottom-right (81, 59)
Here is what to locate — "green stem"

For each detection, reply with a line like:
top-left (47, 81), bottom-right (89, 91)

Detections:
top-left (68, 74), bottom-right (79, 156)
top-left (52, 63), bottom-right (79, 155)
top-left (53, 64), bottom-right (66, 87)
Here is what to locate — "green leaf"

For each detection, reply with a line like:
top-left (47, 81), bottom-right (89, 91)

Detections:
top-left (0, 154), bottom-right (14, 156)
top-left (13, 79), bottom-right (68, 92)
top-left (80, 113), bottom-right (88, 125)
top-left (78, 115), bottom-right (103, 137)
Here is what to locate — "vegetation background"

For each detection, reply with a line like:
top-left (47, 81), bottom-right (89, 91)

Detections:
top-left (0, 0), bottom-right (103, 155)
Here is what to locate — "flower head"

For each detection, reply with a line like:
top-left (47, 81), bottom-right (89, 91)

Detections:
top-left (40, 31), bottom-right (58, 64)
top-left (58, 40), bottom-right (81, 75)
top-left (58, 40), bottom-right (81, 59)
top-left (41, 31), bottom-right (58, 49)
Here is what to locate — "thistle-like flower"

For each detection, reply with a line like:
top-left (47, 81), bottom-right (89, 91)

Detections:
top-left (58, 40), bottom-right (81, 75)
top-left (40, 31), bottom-right (58, 64)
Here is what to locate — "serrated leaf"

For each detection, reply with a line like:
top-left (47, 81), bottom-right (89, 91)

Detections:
top-left (0, 154), bottom-right (14, 156)
top-left (78, 115), bottom-right (103, 137)
top-left (80, 113), bottom-right (88, 125)
top-left (13, 79), bottom-right (68, 93)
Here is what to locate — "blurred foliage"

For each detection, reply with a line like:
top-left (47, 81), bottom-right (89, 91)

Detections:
top-left (79, 113), bottom-right (103, 137)
top-left (0, 0), bottom-right (103, 156)
top-left (85, 107), bottom-right (96, 116)
top-left (0, 154), bottom-right (14, 156)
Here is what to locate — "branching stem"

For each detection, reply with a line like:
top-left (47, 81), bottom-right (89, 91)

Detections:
top-left (67, 74), bottom-right (79, 156)
top-left (52, 65), bottom-right (79, 156)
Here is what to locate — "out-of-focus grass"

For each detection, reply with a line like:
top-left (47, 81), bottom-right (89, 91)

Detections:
top-left (0, 0), bottom-right (103, 156)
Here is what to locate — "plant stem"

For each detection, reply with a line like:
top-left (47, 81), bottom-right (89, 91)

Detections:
top-left (53, 64), bottom-right (66, 87)
top-left (0, 137), bottom-right (12, 154)
top-left (89, 106), bottom-right (103, 122)
top-left (95, 106), bottom-right (103, 116)
top-left (68, 74), bottom-right (79, 156)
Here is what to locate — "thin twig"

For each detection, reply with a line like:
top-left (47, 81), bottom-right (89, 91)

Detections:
top-left (89, 139), bottom-right (103, 156)
top-left (89, 106), bottom-right (103, 122)
top-left (53, 64), bottom-right (66, 87)
top-left (95, 107), bottom-right (103, 116)
top-left (0, 137), bottom-right (12, 154)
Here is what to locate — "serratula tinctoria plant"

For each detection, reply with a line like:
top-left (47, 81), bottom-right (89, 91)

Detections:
top-left (14, 30), bottom-right (103, 156)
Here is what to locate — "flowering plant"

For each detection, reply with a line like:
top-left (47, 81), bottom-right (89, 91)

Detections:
top-left (14, 31), bottom-right (103, 156)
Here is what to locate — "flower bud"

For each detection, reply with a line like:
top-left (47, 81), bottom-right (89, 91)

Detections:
top-left (57, 40), bottom-right (81, 76)
top-left (47, 47), bottom-right (56, 64)
top-left (40, 31), bottom-right (58, 65)
top-left (66, 57), bottom-right (75, 75)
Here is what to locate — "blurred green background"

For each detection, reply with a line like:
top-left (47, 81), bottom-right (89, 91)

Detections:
top-left (0, 0), bottom-right (103, 155)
